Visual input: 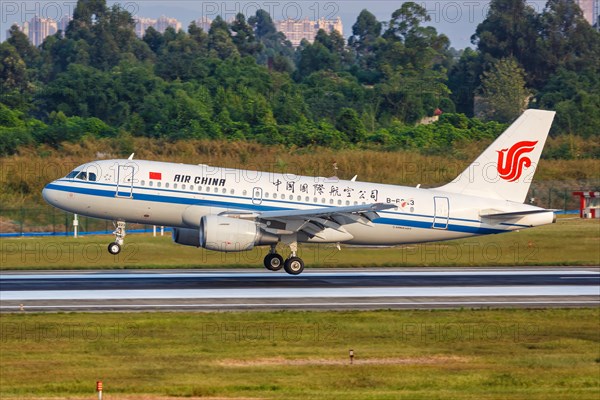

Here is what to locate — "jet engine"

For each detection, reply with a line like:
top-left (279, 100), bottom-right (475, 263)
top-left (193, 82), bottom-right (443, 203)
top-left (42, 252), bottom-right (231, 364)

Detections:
top-left (200, 215), bottom-right (278, 251)
top-left (172, 227), bottom-right (201, 247)
top-left (173, 216), bottom-right (278, 252)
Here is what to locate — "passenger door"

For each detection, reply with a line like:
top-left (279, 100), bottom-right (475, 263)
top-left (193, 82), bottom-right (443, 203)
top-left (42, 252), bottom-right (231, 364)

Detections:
top-left (432, 196), bottom-right (449, 229)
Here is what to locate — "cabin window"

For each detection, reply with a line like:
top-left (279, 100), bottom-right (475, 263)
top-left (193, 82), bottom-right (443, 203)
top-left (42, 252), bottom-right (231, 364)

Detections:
top-left (141, 180), bottom-right (146, 186)
top-left (346, 200), bottom-right (350, 206)
top-left (297, 195), bottom-right (301, 201)
top-left (321, 198), bottom-right (326, 204)
top-left (149, 181), bottom-right (153, 187)
top-left (329, 199), bottom-right (334, 204)
top-left (205, 187), bottom-right (210, 192)
top-left (157, 182), bottom-right (161, 188)
top-left (306, 196), bottom-right (310, 202)
top-left (222, 188), bottom-right (227, 194)
top-left (313, 197), bottom-right (317, 203)
top-left (190, 185), bottom-right (194, 191)
top-left (230, 189), bottom-right (235, 195)
top-left (265, 193), bottom-right (270, 198)
top-left (243, 190), bottom-right (247, 196)
top-left (173, 183), bottom-right (178, 189)
top-left (338, 200), bottom-right (342, 205)
top-left (165, 183), bottom-right (169, 188)
top-left (182, 184), bottom-right (186, 190)
top-left (197, 186), bottom-right (202, 192)
top-left (214, 187), bottom-right (219, 193)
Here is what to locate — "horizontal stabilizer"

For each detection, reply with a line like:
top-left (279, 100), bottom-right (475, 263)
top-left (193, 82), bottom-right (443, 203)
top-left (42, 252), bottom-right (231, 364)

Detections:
top-left (480, 209), bottom-right (554, 219)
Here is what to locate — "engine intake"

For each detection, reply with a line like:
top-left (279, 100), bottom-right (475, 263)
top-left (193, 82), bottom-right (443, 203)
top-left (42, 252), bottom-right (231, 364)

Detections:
top-left (200, 215), bottom-right (278, 252)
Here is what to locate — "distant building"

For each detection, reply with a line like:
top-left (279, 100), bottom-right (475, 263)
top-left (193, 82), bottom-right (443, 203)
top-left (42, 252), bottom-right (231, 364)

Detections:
top-left (155, 16), bottom-right (182, 33)
top-left (57, 15), bottom-right (72, 34)
top-left (135, 15), bottom-right (182, 37)
top-left (575, 0), bottom-right (599, 27)
top-left (275, 17), bottom-right (343, 47)
top-left (23, 16), bottom-right (57, 46)
top-left (195, 16), bottom-right (213, 33)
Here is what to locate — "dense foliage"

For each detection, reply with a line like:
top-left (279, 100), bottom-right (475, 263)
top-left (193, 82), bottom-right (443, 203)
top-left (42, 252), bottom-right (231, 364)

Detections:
top-left (1, 0), bottom-right (599, 158)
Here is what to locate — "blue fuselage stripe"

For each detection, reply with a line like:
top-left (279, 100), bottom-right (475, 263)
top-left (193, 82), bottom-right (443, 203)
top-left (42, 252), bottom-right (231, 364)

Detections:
top-left (45, 182), bottom-right (508, 235)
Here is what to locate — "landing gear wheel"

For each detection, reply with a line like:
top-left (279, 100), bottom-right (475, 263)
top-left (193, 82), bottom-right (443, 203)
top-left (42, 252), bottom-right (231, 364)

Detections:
top-left (264, 253), bottom-right (284, 271)
top-left (108, 242), bottom-right (121, 255)
top-left (284, 257), bottom-right (304, 275)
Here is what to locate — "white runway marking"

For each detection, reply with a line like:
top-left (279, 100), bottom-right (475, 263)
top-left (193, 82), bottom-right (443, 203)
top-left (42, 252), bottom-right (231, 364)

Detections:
top-left (1, 269), bottom-right (598, 280)
top-left (2, 286), bottom-right (598, 301)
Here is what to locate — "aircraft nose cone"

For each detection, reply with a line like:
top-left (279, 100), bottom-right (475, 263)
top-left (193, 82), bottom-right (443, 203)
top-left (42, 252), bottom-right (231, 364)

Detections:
top-left (42, 183), bottom-right (58, 207)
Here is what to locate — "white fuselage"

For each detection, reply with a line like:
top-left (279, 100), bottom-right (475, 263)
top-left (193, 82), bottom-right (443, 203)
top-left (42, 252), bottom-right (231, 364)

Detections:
top-left (42, 159), bottom-right (554, 246)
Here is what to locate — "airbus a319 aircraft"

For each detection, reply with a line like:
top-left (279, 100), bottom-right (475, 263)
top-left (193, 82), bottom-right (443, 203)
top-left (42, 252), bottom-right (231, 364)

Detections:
top-left (43, 110), bottom-right (556, 275)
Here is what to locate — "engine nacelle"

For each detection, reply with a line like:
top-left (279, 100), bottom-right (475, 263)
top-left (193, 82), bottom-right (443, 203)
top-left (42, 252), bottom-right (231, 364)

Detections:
top-left (199, 215), bottom-right (278, 252)
top-left (172, 227), bottom-right (201, 247)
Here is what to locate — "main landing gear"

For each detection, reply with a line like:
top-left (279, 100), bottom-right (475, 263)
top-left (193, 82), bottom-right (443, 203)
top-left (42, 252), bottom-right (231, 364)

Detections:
top-left (263, 241), bottom-right (305, 275)
top-left (107, 221), bottom-right (126, 255)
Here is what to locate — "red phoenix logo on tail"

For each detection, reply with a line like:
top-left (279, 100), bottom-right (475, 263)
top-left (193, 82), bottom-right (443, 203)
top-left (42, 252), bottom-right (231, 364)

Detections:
top-left (497, 141), bottom-right (538, 182)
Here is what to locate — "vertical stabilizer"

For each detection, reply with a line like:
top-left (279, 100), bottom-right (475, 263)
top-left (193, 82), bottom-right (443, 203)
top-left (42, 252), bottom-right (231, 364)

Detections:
top-left (437, 109), bottom-right (556, 203)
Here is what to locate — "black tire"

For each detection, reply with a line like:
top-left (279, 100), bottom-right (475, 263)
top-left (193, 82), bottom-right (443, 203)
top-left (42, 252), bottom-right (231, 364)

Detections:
top-left (264, 253), bottom-right (284, 271)
top-left (108, 242), bottom-right (121, 255)
top-left (284, 257), bottom-right (304, 275)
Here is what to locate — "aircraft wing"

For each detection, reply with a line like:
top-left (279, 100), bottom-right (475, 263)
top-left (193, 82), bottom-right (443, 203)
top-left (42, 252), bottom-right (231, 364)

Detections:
top-left (223, 203), bottom-right (396, 239)
top-left (258, 203), bottom-right (396, 219)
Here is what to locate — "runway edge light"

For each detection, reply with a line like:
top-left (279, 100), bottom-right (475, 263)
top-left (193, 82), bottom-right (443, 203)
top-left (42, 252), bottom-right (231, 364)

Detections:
top-left (96, 380), bottom-right (103, 400)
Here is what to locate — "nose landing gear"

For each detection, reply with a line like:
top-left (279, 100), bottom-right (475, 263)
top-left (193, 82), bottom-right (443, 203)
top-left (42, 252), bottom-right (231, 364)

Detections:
top-left (107, 221), bottom-right (126, 255)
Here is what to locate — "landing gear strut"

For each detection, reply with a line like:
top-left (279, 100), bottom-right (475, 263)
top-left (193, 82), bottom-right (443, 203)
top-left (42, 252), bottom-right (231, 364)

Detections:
top-left (108, 221), bottom-right (126, 255)
top-left (264, 238), bottom-right (305, 275)
top-left (264, 245), bottom-right (284, 271)
top-left (282, 237), bottom-right (304, 275)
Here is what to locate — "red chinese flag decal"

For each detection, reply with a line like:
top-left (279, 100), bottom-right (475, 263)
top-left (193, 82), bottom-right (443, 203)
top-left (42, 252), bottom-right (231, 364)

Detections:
top-left (149, 172), bottom-right (162, 180)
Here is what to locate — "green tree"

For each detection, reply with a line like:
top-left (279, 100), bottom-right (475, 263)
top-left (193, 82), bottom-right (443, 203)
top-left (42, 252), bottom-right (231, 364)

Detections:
top-left (348, 9), bottom-right (383, 83)
top-left (230, 13), bottom-right (262, 57)
top-left (537, 0), bottom-right (600, 84)
top-left (208, 16), bottom-right (240, 60)
top-left (336, 108), bottom-right (366, 143)
top-left (478, 58), bottom-right (530, 122)
top-left (448, 48), bottom-right (483, 116)
top-left (143, 26), bottom-right (164, 53)
top-left (7, 25), bottom-right (40, 67)
top-left (471, 0), bottom-right (541, 85)
top-left (0, 42), bottom-right (28, 92)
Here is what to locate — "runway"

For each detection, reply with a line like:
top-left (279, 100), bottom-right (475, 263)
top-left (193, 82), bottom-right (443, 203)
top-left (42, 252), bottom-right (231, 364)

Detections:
top-left (1, 267), bottom-right (598, 311)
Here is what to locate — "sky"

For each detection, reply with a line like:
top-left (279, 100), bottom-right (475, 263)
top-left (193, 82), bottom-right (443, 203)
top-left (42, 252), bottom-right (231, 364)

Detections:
top-left (1, 0), bottom-right (551, 49)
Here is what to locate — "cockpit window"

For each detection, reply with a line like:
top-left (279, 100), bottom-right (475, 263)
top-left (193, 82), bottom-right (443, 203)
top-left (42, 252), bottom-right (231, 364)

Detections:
top-left (65, 170), bottom-right (96, 181)
top-left (66, 170), bottom-right (81, 179)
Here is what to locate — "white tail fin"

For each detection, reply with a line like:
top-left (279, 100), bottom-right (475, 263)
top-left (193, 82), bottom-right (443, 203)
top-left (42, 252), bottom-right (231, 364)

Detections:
top-left (438, 109), bottom-right (556, 203)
